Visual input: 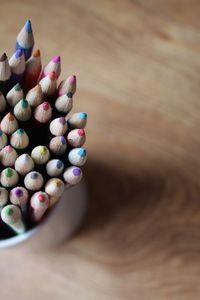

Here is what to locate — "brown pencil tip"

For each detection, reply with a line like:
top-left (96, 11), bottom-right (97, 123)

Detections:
top-left (0, 53), bottom-right (7, 62)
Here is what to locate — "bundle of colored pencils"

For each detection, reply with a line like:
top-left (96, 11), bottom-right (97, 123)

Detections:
top-left (0, 20), bottom-right (87, 238)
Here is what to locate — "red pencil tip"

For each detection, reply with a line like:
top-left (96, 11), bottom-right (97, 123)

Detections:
top-left (78, 129), bottom-right (85, 136)
top-left (49, 71), bottom-right (56, 81)
top-left (38, 194), bottom-right (45, 202)
top-left (42, 102), bottom-right (50, 111)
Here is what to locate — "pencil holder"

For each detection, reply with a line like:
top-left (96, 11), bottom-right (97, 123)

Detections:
top-left (0, 181), bottom-right (88, 249)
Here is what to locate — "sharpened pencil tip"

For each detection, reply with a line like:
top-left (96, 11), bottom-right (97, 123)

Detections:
top-left (14, 83), bottom-right (22, 91)
top-left (67, 75), bottom-right (76, 85)
top-left (42, 102), bottom-right (50, 111)
top-left (15, 49), bottom-right (23, 59)
top-left (32, 49), bottom-right (40, 57)
top-left (25, 20), bottom-right (32, 33)
top-left (0, 53), bottom-right (7, 62)
top-left (7, 113), bottom-right (15, 121)
top-left (52, 56), bottom-right (60, 63)
top-left (38, 194), bottom-right (45, 202)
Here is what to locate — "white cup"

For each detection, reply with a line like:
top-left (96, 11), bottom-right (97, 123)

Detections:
top-left (0, 181), bottom-right (88, 250)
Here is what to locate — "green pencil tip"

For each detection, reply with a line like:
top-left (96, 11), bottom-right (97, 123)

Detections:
top-left (16, 128), bottom-right (24, 135)
top-left (14, 83), bottom-right (21, 91)
top-left (5, 168), bottom-right (13, 178)
top-left (21, 99), bottom-right (28, 108)
top-left (5, 207), bottom-right (13, 216)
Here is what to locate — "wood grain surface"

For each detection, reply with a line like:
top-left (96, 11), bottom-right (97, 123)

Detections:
top-left (0, 0), bottom-right (200, 299)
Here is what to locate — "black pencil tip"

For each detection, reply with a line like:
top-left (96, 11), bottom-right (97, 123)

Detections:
top-left (0, 53), bottom-right (7, 62)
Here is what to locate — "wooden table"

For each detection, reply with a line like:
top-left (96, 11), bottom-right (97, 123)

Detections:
top-left (0, 0), bottom-right (200, 299)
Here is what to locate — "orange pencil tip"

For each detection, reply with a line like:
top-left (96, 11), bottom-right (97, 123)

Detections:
top-left (7, 113), bottom-right (14, 121)
top-left (33, 49), bottom-right (40, 57)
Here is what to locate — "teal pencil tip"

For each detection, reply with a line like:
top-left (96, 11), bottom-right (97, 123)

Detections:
top-left (79, 112), bottom-right (87, 120)
top-left (25, 20), bottom-right (32, 33)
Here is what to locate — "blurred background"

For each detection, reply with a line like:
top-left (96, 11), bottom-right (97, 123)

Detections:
top-left (1, 0), bottom-right (200, 299)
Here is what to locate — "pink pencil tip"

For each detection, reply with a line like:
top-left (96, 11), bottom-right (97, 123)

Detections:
top-left (67, 75), bottom-right (76, 85)
top-left (49, 71), bottom-right (56, 81)
top-left (4, 146), bottom-right (12, 153)
top-left (52, 56), bottom-right (60, 63)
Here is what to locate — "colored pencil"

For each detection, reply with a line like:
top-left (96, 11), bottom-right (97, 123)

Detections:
top-left (55, 92), bottom-right (73, 115)
top-left (46, 159), bottom-right (64, 177)
top-left (6, 83), bottom-right (23, 107)
top-left (49, 117), bottom-right (68, 136)
top-left (10, 128), bottom-right (29, 150)
top-left (0, 92), bottom-right (6, 113)
top-left (63, 166), bottom-right (83, 186)
top-left (30, 191), bottom-right (49, 222)
top-left (0, 188), bottom-right (8, 207)
top-left (67, 112), bottom-right (87, 129)
top-left (0, 20), bottom-right (88, 238)
top-left (39, 56), bottom-right (61, 80)
top-left (1, 205), bottom-right (25, 234)
top-left (23, 49), bottom-right (42, 91)
top-left (10, 187), bottom-right (29, 213)
top-left (45, 178), bottom-right (64, 198)
top-left (0, 112), bottom-right (18, 135)
top-left (14, 153), bottom-right (34, 175)
top-left (24, 171), bottom-right (44, 191)
top-left (31, 146), bottom-right (50, 165)
top-left (67, 129), bottom-right (86, 148)
top-left (26, 84), bottom-right (43, 107)
top-left (49, 136), bottom-right (67, 155)
top-left (15, 20), bottom-right (34, 60)
top-left (57, 75), bottom-right (76, 96)
top-left (9, 49), bottom-right (26, 87)
top-left (13, 99), bottom-right (32, 121)
top-left (0, 168), bottom-right (19, 188)
top-left (0, 53), bottom-right (11, 95)
top-left (39, 71), bottom-right (57, 97)
top-left (0, 146), bottom-right (18, 167)
top-left (68, 148), bottom-right (87, 167)
top-left (0, 130), bottom-right (8, 150)
top-left (34, 101), bottom-right (52, 123)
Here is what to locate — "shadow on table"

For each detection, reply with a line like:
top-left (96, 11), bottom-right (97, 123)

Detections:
top-left (77, 158), bottom-right (200, 256)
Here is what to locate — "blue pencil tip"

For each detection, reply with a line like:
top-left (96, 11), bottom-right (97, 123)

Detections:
top-left (78, 148), bottom-right (86, 157)
top-left (15, 49), bottom-right (23, 58)
top-left (56, 160), bottom-right (63, 169)
top-left (25, 20), bottom-right (32, 33)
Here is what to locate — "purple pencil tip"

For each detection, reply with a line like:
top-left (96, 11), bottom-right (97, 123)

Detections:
top-left (15, 49), bottom-right (23, 59)
top-left (52, 56), bottom-right (60, 63)
top-left (25, 20), bottom-right (32, 33)
top-left (60, 136), bottom-right (66, 145)
top-left (59, 117), bottom-right (66, 125)
top-left (15, 188), bottom-right (23, 197)
top-left (73, 168), bottom-right (81, 176)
